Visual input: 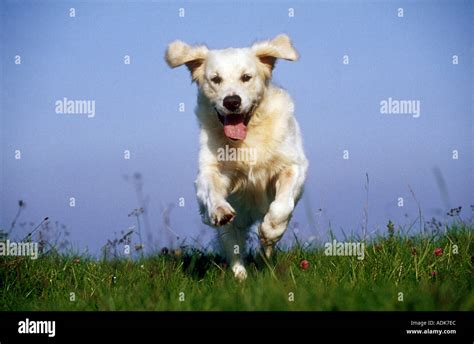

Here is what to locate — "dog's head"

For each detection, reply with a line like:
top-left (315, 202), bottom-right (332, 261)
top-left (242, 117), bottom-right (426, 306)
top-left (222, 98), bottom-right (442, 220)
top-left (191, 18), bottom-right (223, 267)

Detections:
top-left (165, 34), bottom-right (298, 141)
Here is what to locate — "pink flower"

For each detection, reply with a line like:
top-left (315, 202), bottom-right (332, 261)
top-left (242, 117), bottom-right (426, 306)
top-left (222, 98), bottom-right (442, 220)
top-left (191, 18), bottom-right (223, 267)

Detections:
top-left (431, 271), bottom-right (437, 277)
top-left (434, 248), bottom-right (443, 257)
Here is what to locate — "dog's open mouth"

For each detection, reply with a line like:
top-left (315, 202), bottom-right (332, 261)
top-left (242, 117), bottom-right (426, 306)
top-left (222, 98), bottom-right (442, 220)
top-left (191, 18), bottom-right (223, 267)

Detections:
top-left (216, 108), bottom-right (253, 141)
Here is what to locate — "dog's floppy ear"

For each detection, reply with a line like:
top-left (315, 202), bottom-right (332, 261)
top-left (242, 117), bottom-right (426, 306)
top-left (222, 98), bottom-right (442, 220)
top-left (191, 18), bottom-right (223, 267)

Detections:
top-left (251, 34), bottom-right (298, 76)
top-left (165, 40), bottom-right (208, 82)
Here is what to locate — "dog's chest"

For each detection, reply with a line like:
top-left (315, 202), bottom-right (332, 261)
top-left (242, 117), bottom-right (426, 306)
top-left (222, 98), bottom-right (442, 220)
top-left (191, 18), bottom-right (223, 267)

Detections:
top-left (219, 146), bottom-right (288, 193)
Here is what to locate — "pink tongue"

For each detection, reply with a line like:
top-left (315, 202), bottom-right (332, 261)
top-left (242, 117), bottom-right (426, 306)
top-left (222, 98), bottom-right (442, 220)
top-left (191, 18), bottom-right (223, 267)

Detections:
top-left (223, 114), bottom-right (247, 140)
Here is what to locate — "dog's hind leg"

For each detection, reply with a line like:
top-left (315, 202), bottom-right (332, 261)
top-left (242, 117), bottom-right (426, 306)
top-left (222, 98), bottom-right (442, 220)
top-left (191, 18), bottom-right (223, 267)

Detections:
top-left (217, 223), bottom-right (248, 281)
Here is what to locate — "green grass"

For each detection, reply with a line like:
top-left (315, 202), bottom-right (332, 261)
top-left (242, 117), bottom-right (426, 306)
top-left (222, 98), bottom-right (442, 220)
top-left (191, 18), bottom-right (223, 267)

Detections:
top-left (1, 223), bottom-right (473, 311)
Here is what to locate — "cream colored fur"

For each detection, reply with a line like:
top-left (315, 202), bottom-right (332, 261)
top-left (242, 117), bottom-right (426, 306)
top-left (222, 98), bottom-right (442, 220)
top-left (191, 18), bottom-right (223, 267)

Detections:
top-left (166, 34), bottom-right (308, 280)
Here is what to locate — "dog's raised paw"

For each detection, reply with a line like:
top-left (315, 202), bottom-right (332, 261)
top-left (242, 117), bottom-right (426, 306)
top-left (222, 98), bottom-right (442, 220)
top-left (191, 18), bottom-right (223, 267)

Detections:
top-left (211, 203), bottom-right (236, 226)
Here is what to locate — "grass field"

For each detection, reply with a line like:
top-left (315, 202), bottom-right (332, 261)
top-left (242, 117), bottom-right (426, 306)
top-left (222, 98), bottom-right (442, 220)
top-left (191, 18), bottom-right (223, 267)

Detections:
top-left (0, 222), bottom-right (473, 311)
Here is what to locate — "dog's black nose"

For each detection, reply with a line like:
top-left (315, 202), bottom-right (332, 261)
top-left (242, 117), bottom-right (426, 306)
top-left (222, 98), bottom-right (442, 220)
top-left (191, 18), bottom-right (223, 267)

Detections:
top-left (223, 95), bottom-right (241, 112)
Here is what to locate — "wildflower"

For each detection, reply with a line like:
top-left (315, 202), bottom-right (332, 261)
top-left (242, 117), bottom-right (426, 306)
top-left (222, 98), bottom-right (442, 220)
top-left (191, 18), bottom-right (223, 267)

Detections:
top-left (447, 206), bottom-right (462, 216)
top-left (128, 208), bottom-right (144, 217)
top-left (173, 248), bottom-right (183, 258)
top-left (434, 248), bottom-right (443, 257)
top-left (387, 220), bottom-right (395, 237)
top-left (431, 271), bottom-right (437, 278)
top-left (299, 259), bottom-right (310, 270)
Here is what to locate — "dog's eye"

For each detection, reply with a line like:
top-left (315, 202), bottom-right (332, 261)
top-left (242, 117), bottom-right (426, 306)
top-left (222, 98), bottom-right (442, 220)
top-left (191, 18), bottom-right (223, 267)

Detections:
top-left (241, 74), bottom-right (252, 82)
top-left (211, 76), bottom-right (222, 84)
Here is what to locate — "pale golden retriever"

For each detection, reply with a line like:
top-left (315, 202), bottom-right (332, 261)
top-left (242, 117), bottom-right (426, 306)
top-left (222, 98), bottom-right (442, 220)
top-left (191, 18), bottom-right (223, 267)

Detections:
top-left (166, 34), bottom-right (308, 280)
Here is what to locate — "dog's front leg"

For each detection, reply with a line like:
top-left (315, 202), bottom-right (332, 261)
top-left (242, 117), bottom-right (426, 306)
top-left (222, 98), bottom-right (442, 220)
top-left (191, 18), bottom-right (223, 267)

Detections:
top-left (195, 170), bottom-right (235, 227)
top-left (259, 164), bottom-right (305, 258)
top-left (196, 170), bottom-right (248, 280)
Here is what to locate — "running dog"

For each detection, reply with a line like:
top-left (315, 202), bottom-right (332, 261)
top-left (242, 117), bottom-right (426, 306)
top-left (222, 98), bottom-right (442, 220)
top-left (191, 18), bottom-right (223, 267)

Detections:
top-left (166, 34), bottom-right (308, 280)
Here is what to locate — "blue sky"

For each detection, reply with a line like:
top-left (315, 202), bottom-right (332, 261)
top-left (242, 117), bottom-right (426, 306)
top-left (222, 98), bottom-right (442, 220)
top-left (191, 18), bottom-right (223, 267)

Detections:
top-left (0, 0), bottom-right (472, 254)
